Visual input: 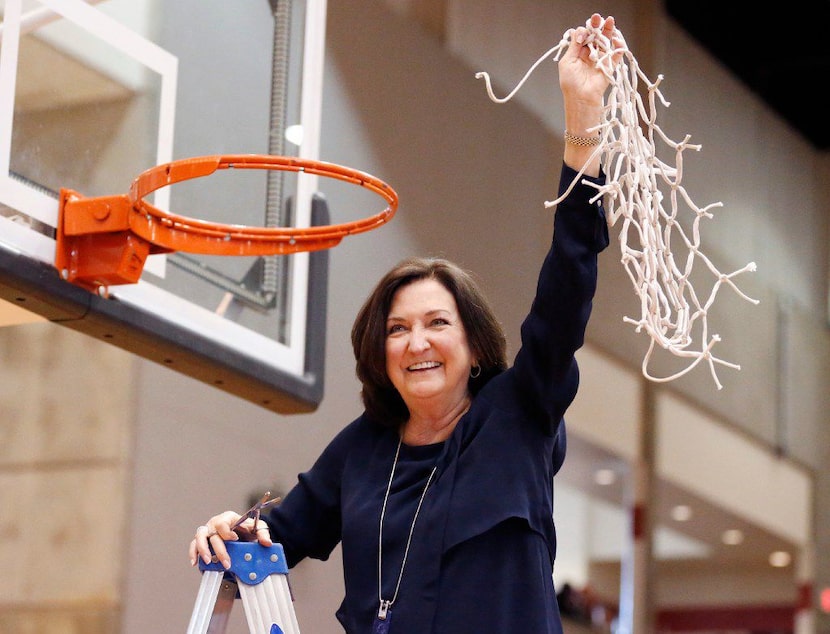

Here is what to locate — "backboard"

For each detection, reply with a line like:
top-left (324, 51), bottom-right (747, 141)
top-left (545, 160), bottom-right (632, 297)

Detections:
top-left (0, 0), bottom-right (330, 413)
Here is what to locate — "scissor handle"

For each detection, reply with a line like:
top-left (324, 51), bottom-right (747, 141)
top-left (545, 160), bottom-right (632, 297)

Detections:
top-left (231, 491), bottom-right (281, 530)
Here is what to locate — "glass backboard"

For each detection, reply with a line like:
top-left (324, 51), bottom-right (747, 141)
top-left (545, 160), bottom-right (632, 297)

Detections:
top-left (0, 0), bottom-right (329, 413)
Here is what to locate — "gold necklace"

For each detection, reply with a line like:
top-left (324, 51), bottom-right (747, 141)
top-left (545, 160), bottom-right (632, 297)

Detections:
top-left (375, 438), bottom-right (437, 630)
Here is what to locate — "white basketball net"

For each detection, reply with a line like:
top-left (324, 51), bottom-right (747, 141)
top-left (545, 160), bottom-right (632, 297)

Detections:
top-left (476, 19), bottom-right (758, 390)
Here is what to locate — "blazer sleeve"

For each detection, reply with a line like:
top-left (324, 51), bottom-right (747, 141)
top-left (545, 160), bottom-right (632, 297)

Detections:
top-left (511, 162), bottom-right (609, 433)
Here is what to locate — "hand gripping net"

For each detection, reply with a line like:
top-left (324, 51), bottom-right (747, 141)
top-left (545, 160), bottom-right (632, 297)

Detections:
top-left (476, 18), bottom-right (758, 390)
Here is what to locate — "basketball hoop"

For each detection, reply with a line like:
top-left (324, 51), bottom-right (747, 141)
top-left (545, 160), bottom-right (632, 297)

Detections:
top-left (55, 154), bottom-right (398, 292)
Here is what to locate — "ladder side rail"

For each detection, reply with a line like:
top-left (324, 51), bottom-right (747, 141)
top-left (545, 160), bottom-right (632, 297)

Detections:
top-left (186, 570), bottom-right (226, 634)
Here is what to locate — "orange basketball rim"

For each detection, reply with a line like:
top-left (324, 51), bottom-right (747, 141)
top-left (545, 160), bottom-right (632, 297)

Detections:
top-left (55, 154), bottom-right (399, 293)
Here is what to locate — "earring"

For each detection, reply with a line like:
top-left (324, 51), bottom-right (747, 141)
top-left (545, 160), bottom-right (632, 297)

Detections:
top-left (470, 365), bottom-right (481, 379)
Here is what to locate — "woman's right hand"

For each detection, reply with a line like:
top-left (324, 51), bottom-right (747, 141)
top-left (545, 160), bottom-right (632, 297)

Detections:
top-left (188, 511), bottom-right (272, 569)
top-left (558, 13), bottom-right (624, 176)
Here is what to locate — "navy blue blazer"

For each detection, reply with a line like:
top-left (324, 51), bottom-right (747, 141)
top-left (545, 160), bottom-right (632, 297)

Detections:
top-left (264, 163), bottom-right (609, 633)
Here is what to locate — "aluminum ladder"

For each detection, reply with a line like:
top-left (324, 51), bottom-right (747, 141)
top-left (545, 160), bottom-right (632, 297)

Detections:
top-left (187, 541), bottom-right (300, 634)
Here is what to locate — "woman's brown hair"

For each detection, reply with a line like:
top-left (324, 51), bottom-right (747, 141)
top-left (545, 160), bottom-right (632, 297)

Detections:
top-left (351, 257), bottom-right (507, 427)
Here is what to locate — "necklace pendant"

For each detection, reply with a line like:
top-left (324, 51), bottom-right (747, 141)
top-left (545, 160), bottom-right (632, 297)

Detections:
top-left (373, 601), bottom-right (392, 634)
top-left (378, 600), bottom-right (391, 620)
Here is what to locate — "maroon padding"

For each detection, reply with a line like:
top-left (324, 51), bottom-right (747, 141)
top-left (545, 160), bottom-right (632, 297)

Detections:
top-left (656, 604), bottom-right (795, 632)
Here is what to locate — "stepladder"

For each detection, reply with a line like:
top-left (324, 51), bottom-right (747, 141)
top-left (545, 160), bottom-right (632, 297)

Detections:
top-left (187, 541), bottom-right (301, 634)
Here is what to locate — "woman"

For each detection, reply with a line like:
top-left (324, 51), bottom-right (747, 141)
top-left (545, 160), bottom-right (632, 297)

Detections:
top-left (191, 13), bottom-right (620, 633)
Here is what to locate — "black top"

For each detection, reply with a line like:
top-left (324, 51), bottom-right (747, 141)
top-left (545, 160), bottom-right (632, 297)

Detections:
top-left (264, 163), bottom-right (609, 633)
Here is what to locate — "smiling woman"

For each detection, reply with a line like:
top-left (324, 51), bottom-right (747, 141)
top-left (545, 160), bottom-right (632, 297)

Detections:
top-left (352, 258), bottom-right (507, 435)
top-left (189, 13), bottom-right (619, 634)
top-left (383, 278), bottom-right (475, 445)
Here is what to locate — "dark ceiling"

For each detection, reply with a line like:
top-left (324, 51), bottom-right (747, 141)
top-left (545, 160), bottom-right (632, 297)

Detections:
top-left (665, 1), bottom-right (830, 151)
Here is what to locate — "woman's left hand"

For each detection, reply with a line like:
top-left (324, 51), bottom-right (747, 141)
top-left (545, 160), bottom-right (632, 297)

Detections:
top-left (189, 511), bottom-right (272, 569)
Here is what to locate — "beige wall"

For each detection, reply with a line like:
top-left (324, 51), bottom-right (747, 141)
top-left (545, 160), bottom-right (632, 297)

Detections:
top-left (0, 325), bottom-right (134, 632)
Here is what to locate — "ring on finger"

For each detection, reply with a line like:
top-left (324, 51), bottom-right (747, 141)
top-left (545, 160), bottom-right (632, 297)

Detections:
top-left (198, 525), bottom-right (219, 539)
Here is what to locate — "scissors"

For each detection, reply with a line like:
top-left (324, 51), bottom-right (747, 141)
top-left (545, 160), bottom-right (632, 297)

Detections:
top-left (230, 491), bottom-right (281, 531)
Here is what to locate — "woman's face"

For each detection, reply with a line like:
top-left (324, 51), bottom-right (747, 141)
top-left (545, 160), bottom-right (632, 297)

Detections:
top-left (384, 278), bottom-right (474, 412)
